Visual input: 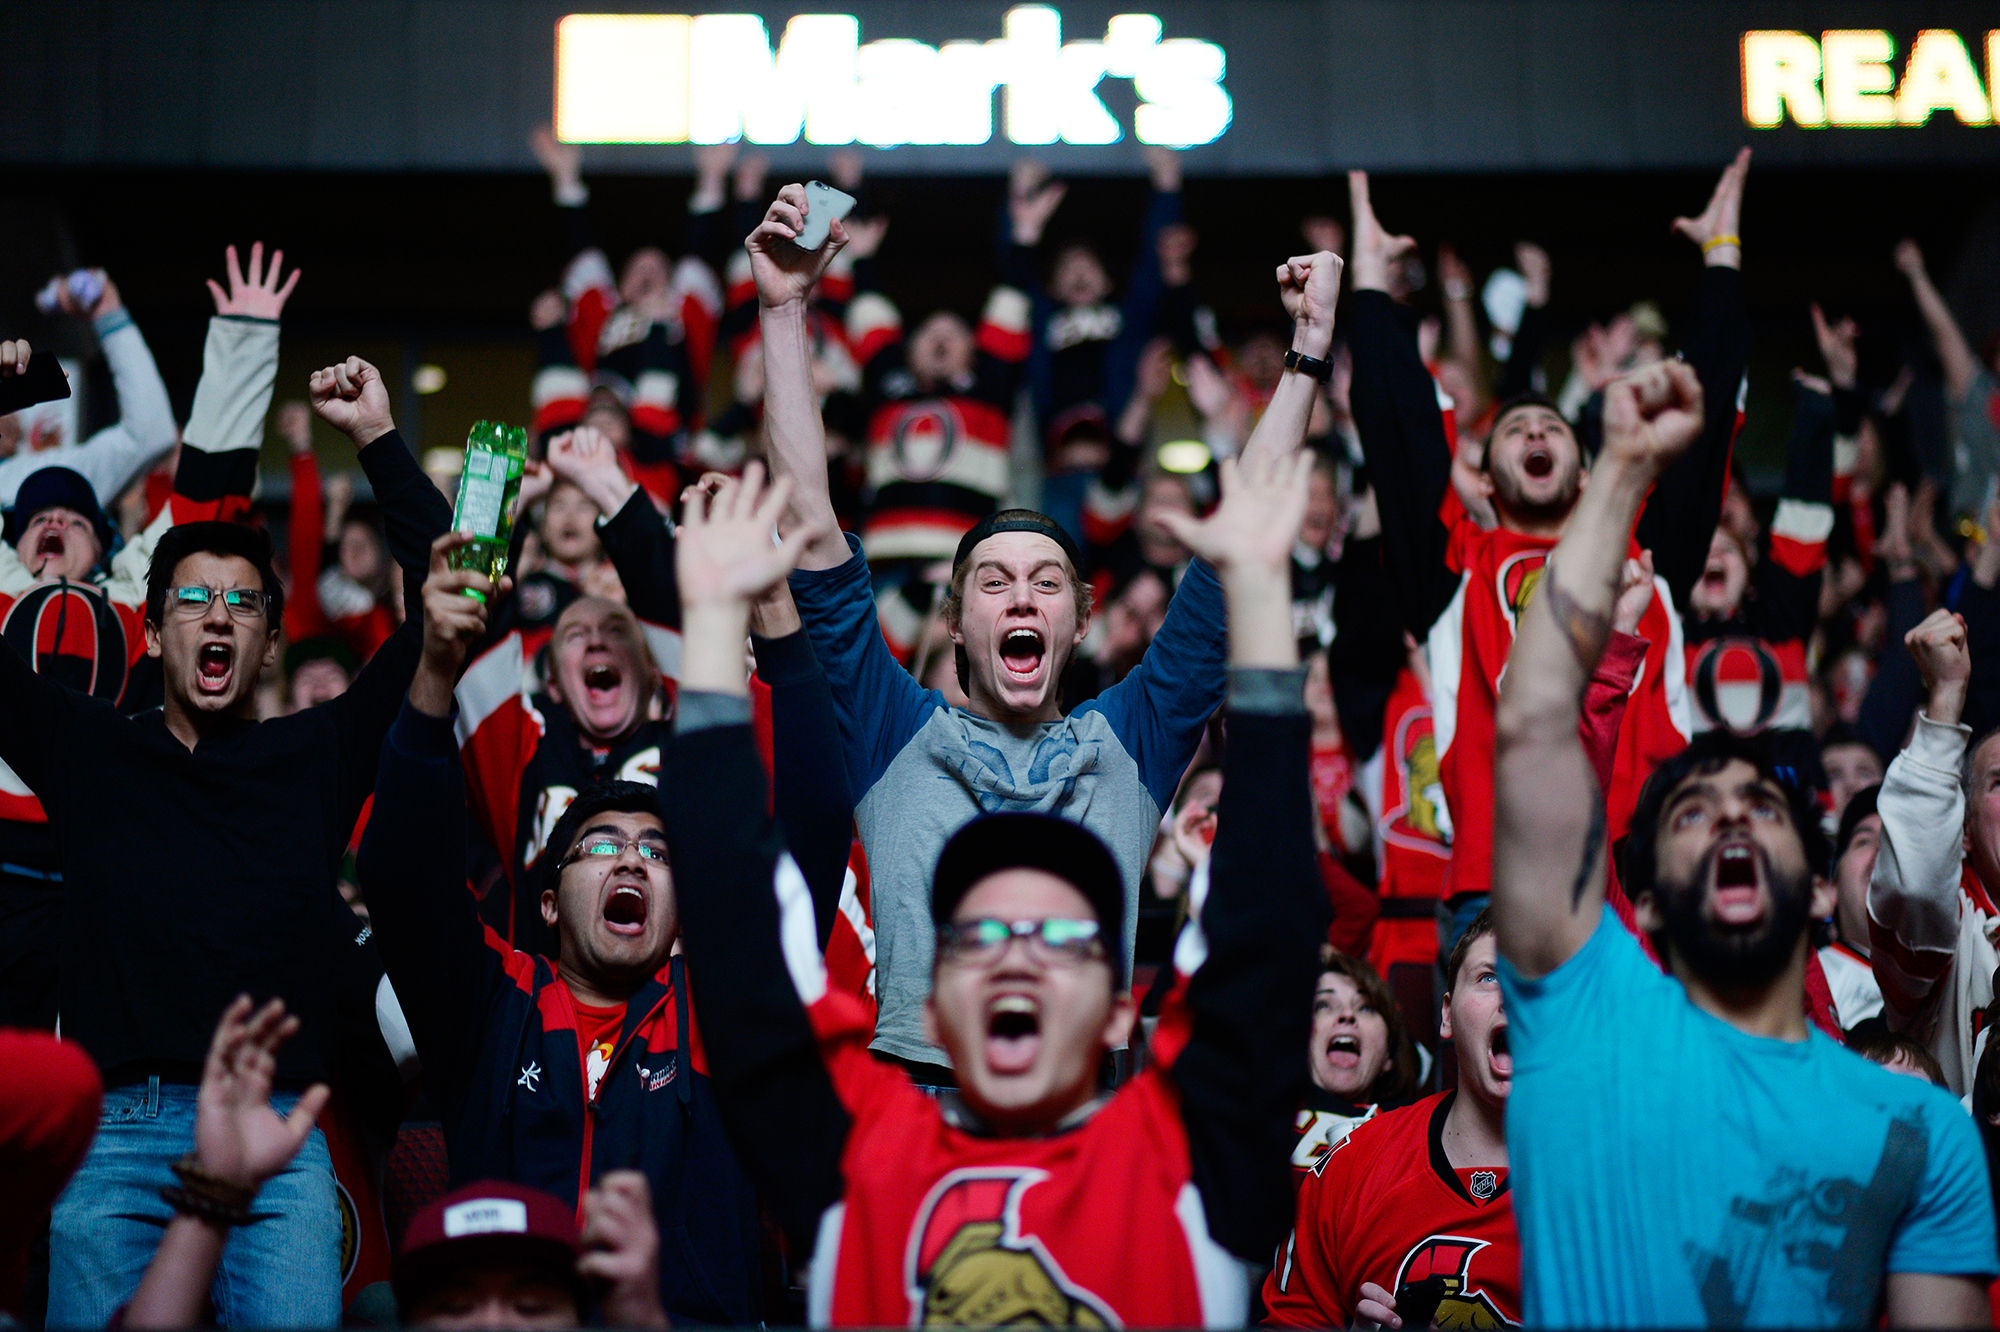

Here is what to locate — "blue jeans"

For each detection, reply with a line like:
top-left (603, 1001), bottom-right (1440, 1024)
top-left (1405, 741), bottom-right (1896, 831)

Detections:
top-left (46, 1077), bottom-right (342, 1329)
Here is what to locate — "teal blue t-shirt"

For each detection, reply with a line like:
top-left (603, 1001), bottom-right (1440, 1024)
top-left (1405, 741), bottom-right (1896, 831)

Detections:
top-left (1499, 907), bottom-right (1996, 1327)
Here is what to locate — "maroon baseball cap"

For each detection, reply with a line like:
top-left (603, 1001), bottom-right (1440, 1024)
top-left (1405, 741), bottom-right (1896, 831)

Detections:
top-left (394, 1181), bottom-right (582, 1308)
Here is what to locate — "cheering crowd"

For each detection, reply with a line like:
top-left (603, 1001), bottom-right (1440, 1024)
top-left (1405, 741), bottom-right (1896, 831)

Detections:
top-left (3, 136), bottom-right (2000, 1329)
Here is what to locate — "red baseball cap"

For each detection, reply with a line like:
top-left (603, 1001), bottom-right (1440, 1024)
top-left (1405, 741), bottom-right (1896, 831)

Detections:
top-left (394, 1181), bottom-right (582, 1308)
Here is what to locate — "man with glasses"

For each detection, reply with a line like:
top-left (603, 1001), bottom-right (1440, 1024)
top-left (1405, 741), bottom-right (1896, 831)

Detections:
top-left (351, 505), bottom-right (850, 1325)
top-left (0, 351), bottom-right (450, 1327)
top-left (654, 453), bottom-right (1326, 1324)
top-left (0, 245), bottom-right (296, 1033)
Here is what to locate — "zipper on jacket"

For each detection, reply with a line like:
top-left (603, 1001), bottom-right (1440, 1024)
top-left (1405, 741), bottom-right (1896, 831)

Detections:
top-left (565, 980), bottom-right (674, 1222)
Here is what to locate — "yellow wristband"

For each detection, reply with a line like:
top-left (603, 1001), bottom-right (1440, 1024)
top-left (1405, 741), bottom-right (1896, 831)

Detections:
top-left (1701, 234), bottom-right (1742, 254)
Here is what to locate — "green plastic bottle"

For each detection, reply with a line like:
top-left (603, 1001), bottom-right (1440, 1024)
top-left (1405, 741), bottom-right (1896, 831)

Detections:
top-left (448, 420), bottom-right (529, 584)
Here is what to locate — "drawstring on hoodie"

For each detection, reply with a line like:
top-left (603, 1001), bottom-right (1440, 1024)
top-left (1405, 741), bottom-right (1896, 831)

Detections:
top-left (671, 953), bottom-right (691, 1114)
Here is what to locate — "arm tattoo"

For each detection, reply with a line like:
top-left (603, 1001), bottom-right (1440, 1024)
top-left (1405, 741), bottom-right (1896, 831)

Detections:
top-left (1539, 558), bottom-right (1612, 668)
top-left (1571, 799), bottom-right (1606, 912)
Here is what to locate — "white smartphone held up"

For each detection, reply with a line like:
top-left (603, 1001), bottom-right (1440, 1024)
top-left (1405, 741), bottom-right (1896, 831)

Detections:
top-left (793, 181), bottom-right (857, 251)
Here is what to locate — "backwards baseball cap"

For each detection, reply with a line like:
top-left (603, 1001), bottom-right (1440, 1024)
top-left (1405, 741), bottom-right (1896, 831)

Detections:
top-left (394, 1181), bottom-right (583, 1311)
top-left (952, 509), bottom-right (1084, 580)
top-left (931, 813), bottom-right (1126, 987)
top-left (3, 466), bottom-right (115, 566)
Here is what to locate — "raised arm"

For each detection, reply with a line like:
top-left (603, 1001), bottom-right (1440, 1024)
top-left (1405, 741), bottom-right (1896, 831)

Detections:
top-left (750, 579), bottom-right (855, 948)
top-left (356, 533), bottom-right (507, 1094)
top-left (1895, 239), bottom-right (1981, 404)
top-left (1494, 361), bottom-right (1705, 979)
top-left (1151, 447), bottom-right (1331, 1259)
top-left (663, 464), bottom-right (851, 1257)
top-left (310, 357), bottom-right (454, 816)
top-left (546, 425), bottom-right (681, 629)
top-left (1235, 246), bottom-right (1341, 470)
top-left (1344, 171), bottom-right (1459, 637)
top-left (1637, 150), bottom-right (1751, 609)
top-left (748, 184), bottom-right (852, 570)
top-left (103, 246), bottom-right (296, 609)
top-left (0, 270), bottom-right (176, 508)
top-left (1866, 610), bottom-right (1975, 1072)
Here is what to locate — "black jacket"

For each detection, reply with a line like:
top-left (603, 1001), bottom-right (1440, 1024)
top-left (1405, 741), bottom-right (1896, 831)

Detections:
top-left (0, 430), bottom-right (446, 1084)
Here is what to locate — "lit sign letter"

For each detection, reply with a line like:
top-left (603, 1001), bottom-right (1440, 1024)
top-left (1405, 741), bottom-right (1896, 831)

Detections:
top-left (1821, 29), bottom-right (1897, 126)
top-left (1741, 30), bottom-right (1824, 127)
top-left (553, 8), bottom-right (1231, 149)
top-left (688, 14), bottom-right (859, 145)
top-left (1897, 29), bottom-right (1992, 125)
top-left (555, 15), bottom-right (691, 142)
top-left (1000, 6), bottom-right (1119, 145)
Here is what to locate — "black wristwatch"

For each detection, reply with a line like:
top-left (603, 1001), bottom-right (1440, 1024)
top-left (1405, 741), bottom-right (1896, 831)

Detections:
top-left (1284, 348), bottom-right (1334, 383)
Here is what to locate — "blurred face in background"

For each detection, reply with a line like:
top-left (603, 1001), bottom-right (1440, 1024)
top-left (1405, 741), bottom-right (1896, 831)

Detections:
top-left (1052, 245), bottom-right (1112, 308)
top-left (340, 519), bottom-right (387, 588)
top-left (1821, 743), bottom-right (1883, 822)
top-left (618, 248), bottom-right (671, 309)
top-left (540, 481), bottom-right (603, 569)
top-left (1137, 476), bottom-right (1195, 570)
top-left (908, 313), bottom-right (974, 387)
top-left (1690, 529), bottom-right (1751, 620)
top-left (289, 657), bottom-right (352, 712)
top-left (1300, 467), bottom-right (1341, 554)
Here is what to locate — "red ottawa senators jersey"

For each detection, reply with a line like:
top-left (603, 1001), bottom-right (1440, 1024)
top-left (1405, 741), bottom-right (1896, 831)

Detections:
top-left (802, 981), bottom-right (1248, 1326)
top-left (1265, 1092), bottom-right (1520, 1329)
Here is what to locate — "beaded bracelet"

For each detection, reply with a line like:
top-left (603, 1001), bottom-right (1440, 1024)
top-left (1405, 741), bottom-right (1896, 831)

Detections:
top-left (1701, 234), bottom-right (1742, 254)
top-left (160, 1153), bottom-right (257, 1228)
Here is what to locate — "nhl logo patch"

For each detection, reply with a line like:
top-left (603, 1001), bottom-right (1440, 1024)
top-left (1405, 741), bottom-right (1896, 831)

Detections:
top-left (1469, 1170), bottom-right (1498, 1201)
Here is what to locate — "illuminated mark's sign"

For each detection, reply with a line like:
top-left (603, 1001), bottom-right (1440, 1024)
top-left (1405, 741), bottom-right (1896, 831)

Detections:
top-left (554, 7), bottom-right (1232, 148)
top-left (1742, 29), bottom-right (1999, 127)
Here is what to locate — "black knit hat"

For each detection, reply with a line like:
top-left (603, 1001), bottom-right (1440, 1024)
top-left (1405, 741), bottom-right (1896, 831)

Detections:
top-left (931, 813), bottom-right (1125, 986)
top-left (952, 509), bottom-right (1084, 579)
top-left (1834, 783), bottom-right (1882, 864)
top-left (3, 466), bottom-right (114, 568)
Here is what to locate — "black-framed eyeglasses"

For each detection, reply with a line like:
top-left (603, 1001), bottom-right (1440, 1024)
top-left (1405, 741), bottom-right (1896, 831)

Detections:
top-left (167, 585), bottom-right (271, 621)
top-left (936, 917), bottom-right (1104, 967)
top-left (559, 835), bottom-right (670, 869)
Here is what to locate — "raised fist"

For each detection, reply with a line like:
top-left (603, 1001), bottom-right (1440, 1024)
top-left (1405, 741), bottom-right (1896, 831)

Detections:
top-left (308, 356), bottom-right (396, 446)
top-left (1600, 360), bottom-right (1703, 475)
top-left (1277, 252), bottom-right (1344, 356)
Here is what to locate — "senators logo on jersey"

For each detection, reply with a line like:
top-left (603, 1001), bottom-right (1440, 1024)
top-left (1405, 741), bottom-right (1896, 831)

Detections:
top-left (2, 582), bottom-right (132, 702)
top-left (904, 1169), bottom-right (1118, 1327)
top-left (1394, 1236), bottom-right (1513, 1329)
top-left (1494, 550), bottom-right (1547, 634)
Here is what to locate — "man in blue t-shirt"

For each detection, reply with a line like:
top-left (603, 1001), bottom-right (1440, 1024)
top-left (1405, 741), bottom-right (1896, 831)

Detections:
top-left (1490, 357), bottom-right (1997, 1328)
top-left (749, 181), bottom-right (1343, 1080)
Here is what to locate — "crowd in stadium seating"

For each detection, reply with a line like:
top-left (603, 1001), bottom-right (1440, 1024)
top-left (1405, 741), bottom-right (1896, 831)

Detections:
top-left (5, 135), bottom-right (2000, 1328)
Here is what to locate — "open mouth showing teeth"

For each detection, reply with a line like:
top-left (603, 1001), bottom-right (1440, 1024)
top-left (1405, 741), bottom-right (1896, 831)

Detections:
top-left (1522, 448), bottom-right (1554, 479)
top-left (986, 994), bottom-right (1041, 1073)
top-left (603, 884), bottom-right (648, 934)
top-left (1716, 844), bottom-right (1757, 888)
top-left (1325, 1034), bottom-right (1361, 1065)
top-left (197, 643), bottom-right (233, 689)
top-left (37, 533), bottom-right (63, 556)
top-left (999, 628), bottom-right (1045, 680)
top-left (583, 663), bottom-right (622, 697)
